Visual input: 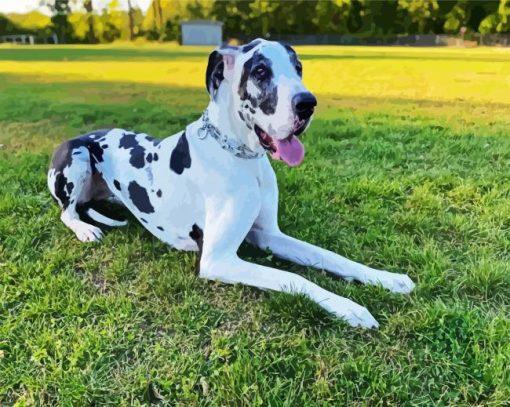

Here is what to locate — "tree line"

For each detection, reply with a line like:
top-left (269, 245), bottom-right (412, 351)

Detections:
top-left (1, 0), bottom-right (509, 43)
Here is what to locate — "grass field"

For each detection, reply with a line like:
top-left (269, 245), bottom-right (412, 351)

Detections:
top-left (1, 43), bottom-right (509, 405)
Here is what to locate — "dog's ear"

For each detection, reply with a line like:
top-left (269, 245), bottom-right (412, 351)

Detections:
top-left (205, 46), bottom-right (240, 99)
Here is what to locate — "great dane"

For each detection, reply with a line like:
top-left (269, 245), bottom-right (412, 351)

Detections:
top-left (48, 39), bottom-right (415, 328)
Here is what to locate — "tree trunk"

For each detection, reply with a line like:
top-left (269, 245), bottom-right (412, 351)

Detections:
top-left (157, 0), bottom-right (164, 36)
top-left (127, 0), bottom-right (135, 41)
top-left (152, 0), bottom-right (159, 31)
top-left (84, 0), bottom-right (97, 44)
top-left (152, 0), bottom-right (164, 40)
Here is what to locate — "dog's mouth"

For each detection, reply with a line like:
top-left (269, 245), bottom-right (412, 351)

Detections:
top-left (255, 122), bottom-right (307, 167)
top-left (255, 125), bottom-right (277, 152)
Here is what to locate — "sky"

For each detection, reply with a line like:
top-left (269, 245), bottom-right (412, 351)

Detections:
top-left (0, 0), bottom-right (153, 15)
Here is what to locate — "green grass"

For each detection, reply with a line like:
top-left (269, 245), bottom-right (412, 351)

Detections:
top-left (0, 45), bottom-right (509, 406)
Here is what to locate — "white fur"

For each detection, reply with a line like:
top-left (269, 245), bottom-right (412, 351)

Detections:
top-left (87, 208), bottom-right (127, 227)
top-left (49, 40), bottom-right (415, 328)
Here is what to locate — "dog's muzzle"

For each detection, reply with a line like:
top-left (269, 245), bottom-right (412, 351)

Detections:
top-left (253, 92), bottom-right (316, 168)
top-left (292, 92), bottom-right (317, 121)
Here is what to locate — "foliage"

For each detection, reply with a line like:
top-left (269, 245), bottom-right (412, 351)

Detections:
top-left (4, 11), bottom-right (51, 30)
top-left (46, 0), bottom-right (74, 43)
top-left (443, 0), bottom-right (467, 33)
top-left (480, 0), bottom-right (510, 33)
top-left (0, 44), bottom-right (509, 405)
top-left (0, 14), bottom-right (24, 36)
top-left (2, 0), bottom-right (508, 43)
top-left (144, 0), bottom-right (508, 40)
top-left (398, 0), bottom-right (440, 33)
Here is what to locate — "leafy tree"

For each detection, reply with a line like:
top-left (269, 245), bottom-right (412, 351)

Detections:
top-left (5, 11), bottom-right (51, 30)
top-left (442, 0), bottom-right (466, 33)
top-left (0, 15), bottom-right (24, 35)
top-left (441, 1), bottom-right (499, 34)
top-left (143, 0), bottom-right (166, 40)
top-left (360, 0), bottom-right (406, 36)
top-left (100, 0), bottom-right (127, 42)
top-left (211, 0), bottom-right (256, 39)
top-left (143, 0), bottom-right (214, 41)
top-left (468, 1), bottom-right (499, 32)
top-left (495, 0), bottom-right (510, 32)
top-left (22, 0), bottom-right (510, 43)
top-left (398, 0), bottom-right (439, 33)
top-left (478, 0), bottom-right (509, 34)
top-left (248, 0), bottom-right (279, 38)
top-left (44, 0), bottom-right (74, 43)
top-left (186, 0), bottom-right (213, 19)
top-left (313, 0), bottom-right (354, 34)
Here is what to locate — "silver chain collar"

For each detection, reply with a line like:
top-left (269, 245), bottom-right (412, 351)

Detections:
top-left (196, 110), bottom-right (265, 160)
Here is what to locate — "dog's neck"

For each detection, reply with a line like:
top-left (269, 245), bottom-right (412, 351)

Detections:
top-left (205, 88), bottom-right (264, 156)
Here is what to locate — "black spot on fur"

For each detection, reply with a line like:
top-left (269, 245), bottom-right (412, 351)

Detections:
top-left (128, 181), bottom-right (154, 213)
top-left (66, 182), bottom-right (74, 195)
top-left (189, 223), bottom-right (204, 274)
top-left (147, 153), bottom-right (153, 163)
top-left (113, 180), bottom-right (121, 191)
top-left (242, 40), bottom-right (261, 53)
top-left (87, 141), bottom-right (104, 168)
top-left (259, 88), bottom-right (278, 115)
top-left (238, 111), bottom-right (245, 121)
top-left (238, 51), bottom-right (278, 114)
top-left (156, 189), bottom-right (162, 197)
top-left (49, 131), bottom-right (109, 207)
top-left (141, 218), bottom-right (147, 223)
top-left (153, 153), bottom-right (159, 161)
top-left (170, 132), bottom-right (191, 175)
top-left (157, 226), bottom-right (164, 231)
top-left (239, 57), bottom-right (257, 108)
top-left (283, 43), bottom-right (302, 77)
top-left (50, 139), bottom-right (86, 172)
top-left (145, 135), bottom-right (161, 146)
top-left (54, 173), bottom-right (71, 209)
top-left (119, 132), bottom-right (145, 169)
top-left (205, 50), bottom-right (224, 98)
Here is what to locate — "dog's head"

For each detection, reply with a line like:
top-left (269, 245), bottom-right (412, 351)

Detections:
top-left (206, 38), bottom-right (316, 166)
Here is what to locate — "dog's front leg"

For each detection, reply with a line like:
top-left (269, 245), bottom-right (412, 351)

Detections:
top-left (199, 192), bottom-right (378, 328)
top-left (247, 229), bottom-right (415, 294)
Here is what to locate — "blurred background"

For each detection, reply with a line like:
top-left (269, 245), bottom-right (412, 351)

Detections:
top-left (0, 0), bottom-right (509, 46)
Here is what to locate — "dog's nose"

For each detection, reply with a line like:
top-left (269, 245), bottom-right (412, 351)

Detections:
top-left (292, 92), bottom-right (317, 121)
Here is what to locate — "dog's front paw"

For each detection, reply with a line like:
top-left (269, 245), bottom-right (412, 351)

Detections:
top-left (367, 271), bottom-right (416, 294)
top-left (326, 297), bottom-right (379, 329)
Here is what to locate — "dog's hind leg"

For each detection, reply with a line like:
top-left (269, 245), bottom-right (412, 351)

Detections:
top-left (48, 141), bottom-right (104, 242)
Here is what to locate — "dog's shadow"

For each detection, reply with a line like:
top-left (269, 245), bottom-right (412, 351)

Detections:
top-left (81, 200), bottom-right (281, 262)
top-left (79, 200), bottom-right (410, 331)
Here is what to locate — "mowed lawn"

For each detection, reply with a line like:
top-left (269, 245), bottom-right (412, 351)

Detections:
top-left (0, 44), bottom-right (509, 405)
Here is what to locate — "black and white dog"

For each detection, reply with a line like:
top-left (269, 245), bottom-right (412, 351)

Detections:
top-left (48, 39), bottom-right (415, 328)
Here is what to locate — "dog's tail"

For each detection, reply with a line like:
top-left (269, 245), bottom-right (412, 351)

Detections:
top-left (87, 208), bottom-right (128, 227)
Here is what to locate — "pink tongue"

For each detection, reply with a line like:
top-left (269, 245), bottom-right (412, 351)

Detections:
top-left (271, 135), bottom-right (305, 167)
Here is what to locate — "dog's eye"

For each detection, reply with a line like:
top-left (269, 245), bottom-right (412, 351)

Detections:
top-left (296, 62), bottom-right (302, 76)
top-left (254, 65), bottom-right (270, 80)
